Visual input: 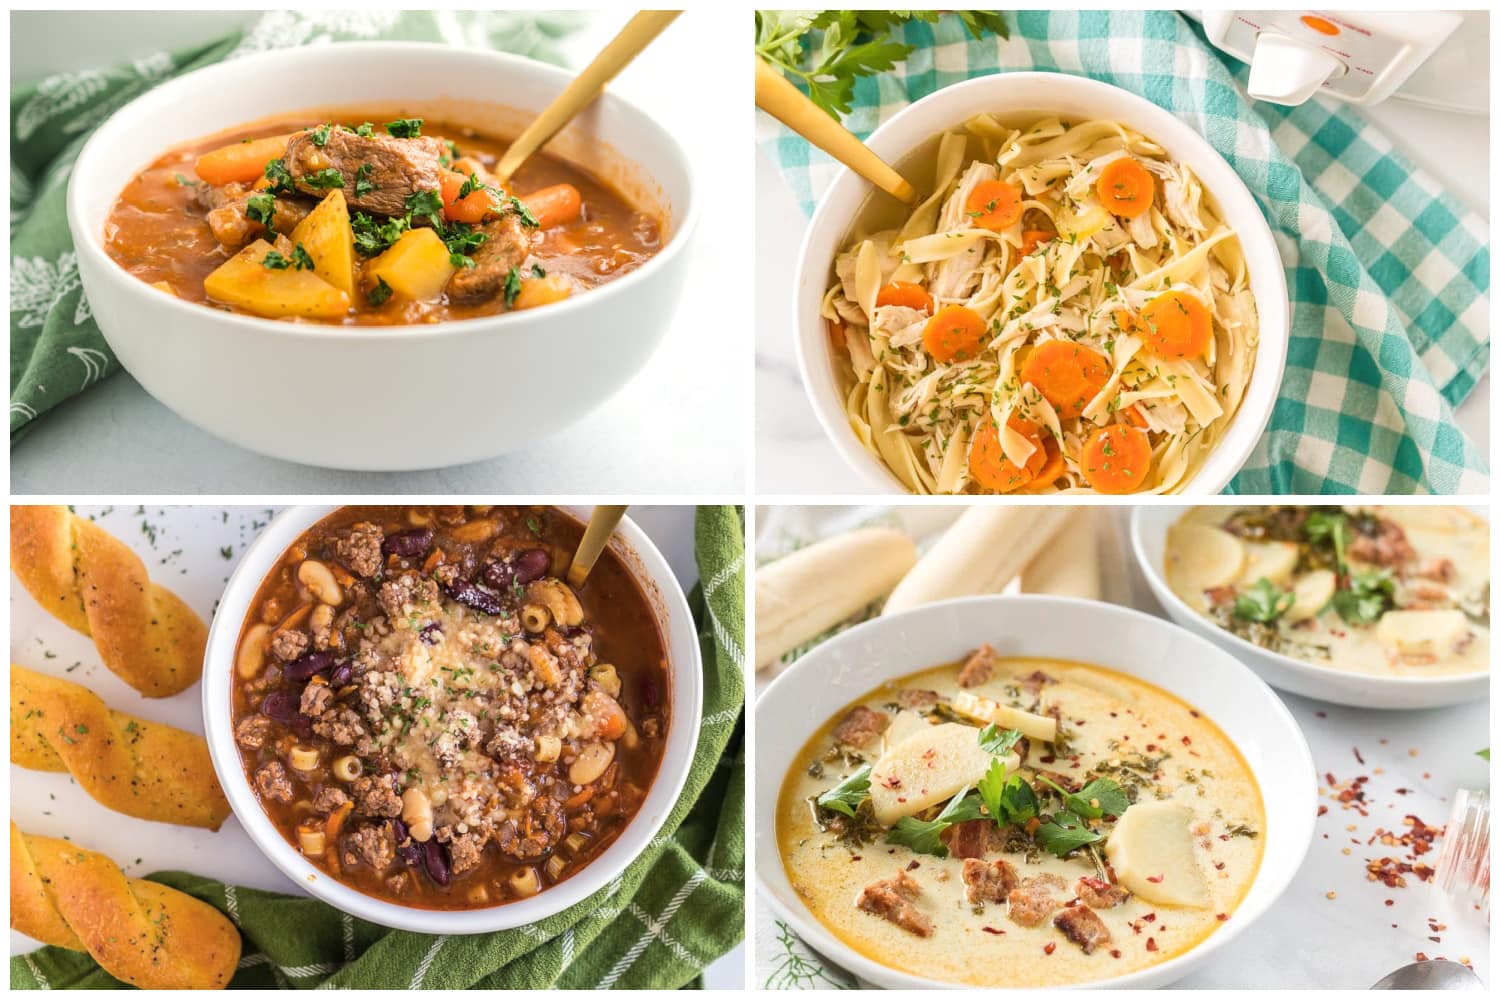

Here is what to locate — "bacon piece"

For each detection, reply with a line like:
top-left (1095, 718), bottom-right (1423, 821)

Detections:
top-left (856, 870), bottom-right (932, 937)
top-left (947, 819), bottom-right (994, 860)
top-left (962, 857), bottom-right (1020, 904)
top-left (1054, 904), bottom-right (1112, 954)
top-left (832, 705), bottom-right (889, 748)
top-left (1075, 876), bottom-right (1130, 909)
top-left (958, 643), bottom-right (997, 688)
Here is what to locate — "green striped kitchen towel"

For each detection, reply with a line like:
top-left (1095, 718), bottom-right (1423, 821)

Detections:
top-left (757, 10), bottom-right (1489, 495)
top-left (10, 506), bottom-right (745, 990)
top-left (10, 9), bottom-right (585, 441)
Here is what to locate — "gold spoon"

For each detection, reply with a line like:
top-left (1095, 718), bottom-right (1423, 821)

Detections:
top-left (754, 54), bottom-right (918, 204)
top-left (495, 11), bottom-right (681, 184)
top-left (566, 505), bottom-right (630, 588)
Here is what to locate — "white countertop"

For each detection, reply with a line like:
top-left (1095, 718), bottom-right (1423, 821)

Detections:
top-left (9, 11), bottom-right (747, 495)
top-left (9, 503), bottom-right (744, 988)
top-left (752, 506), bottom-right (1490, 988)
top-left (755, 84), bottom-right (1490, 494)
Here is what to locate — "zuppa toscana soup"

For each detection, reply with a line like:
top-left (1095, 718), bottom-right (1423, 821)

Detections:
top-left (105, 113), bottom-right (664, 323)
top-left (231, 505), bottom-right (668, 909)
top-left (777, 647), bottom-right (1263, 986)
top-left (1166, 506), bottom-right (1490, 677)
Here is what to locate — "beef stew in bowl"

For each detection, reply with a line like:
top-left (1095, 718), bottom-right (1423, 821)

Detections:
top-left (229, 505), bottom-right (669, 910)
top-left (107, 114), bottom-right (664, 323)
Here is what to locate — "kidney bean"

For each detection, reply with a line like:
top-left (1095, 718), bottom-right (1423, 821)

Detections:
top-left (443, 579), bottom-right (505, 616)
top-left (329, 660), bottom-right (354, 687)
top-left (383, 528), bottom-right (434, 559)
top-left (421, 840), bottom-right (451, 886)
top-left (283, 650), bottom-right (334, 683)
top-left (480, 559), bottom-right (514, 591)
top-left (259, 689), bottom-right (301, 724)
top-left (512, 548), bottom-right (551, 585)
top-left (419, 623), bottom-right (443, 646)
top-left (392, 818), bottom-right (420, 866)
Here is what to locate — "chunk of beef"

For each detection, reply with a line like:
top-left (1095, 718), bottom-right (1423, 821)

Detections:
top-left (352, 773), bottom-right (403, 818)
top-left (378, 573), bottom-right (441, 618)
top-left (312, 705), bottom-right (368, 748)
top-left (896, 689), bottom-right (940, 709)
top-left (1054, 904), bottom-right (1111, 954)
top-left (961, 857), bottom-right (1020, 904)
top-left (285, 129), bottom-right (447, 217)
top-left (313, 786), bottom-right (349, 814)
top-left (1007, 876), bottom-right (1063, 928)
top-left (343, 822), bottom-right (396, 872)
top-left (958, 643), bottom-right (997, 688)
top-left (446, 212), bottom-right (532, 304)
top-left (856, 870), bottom-right (932, 937)
top-left (1075, 876), bottom-right (1130, 909)
top-left (336, 522), bottom-right (386, 578)
top-left (197, 181), bottom-right (311, 248)
top-left (832, 705), bottom-right (889, 748)
top-left (1348, 516), bottom-right (1415, 568)
top-left (270, 628), bottom-right (310, 662)
top-left (946, 819), bottom-right (995, 861)
top-left (254, 761), bottom-right (294, 803)
top-left (235, 715), bottom-right (274, 750)
top-left (299, 681), bottom-right (334, 718)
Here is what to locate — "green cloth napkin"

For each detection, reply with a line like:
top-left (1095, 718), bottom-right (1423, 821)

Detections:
top-left (757, 10), bottom-right (1489, 494)
top-left (9, 9), bottom-right (585, 441)
top-left (11, 506), bottom-right (745, 990)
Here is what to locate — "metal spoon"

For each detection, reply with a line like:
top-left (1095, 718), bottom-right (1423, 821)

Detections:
top-left (1372, 959), bottom-right (1485, 989)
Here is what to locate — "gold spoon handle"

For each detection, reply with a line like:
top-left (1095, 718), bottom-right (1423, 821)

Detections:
top-left (567, 505), bottom-right (630, 588)
top-left (754, 55), bottom-right (918, 205)
top-left (496, 11), bottom-right (681, 184)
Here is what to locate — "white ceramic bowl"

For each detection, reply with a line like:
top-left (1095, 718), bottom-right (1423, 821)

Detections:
top-left (1131, 505), bottom-right (1491, 710)
top-left (68, 42), bottom-right (698, 471)
top-left (793, 72), bottom-right (1289, 495)
top-left (755, 594), bottom-right (1315, 988)
top-left (202, 505), bottom-right (702, 933)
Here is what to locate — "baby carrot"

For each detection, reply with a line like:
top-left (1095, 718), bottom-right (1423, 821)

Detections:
top-left (522, 183), bottom-right (583, 229)
top-left (194, 133), bottom-right (298, 187)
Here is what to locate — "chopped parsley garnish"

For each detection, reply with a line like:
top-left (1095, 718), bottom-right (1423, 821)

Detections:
top-left (1332, 569), bottom-right (1395, 624)
top-left (507, 195), bottom-right (539, 228)
top-left (1034, 809), bottom-right (1102, 857)
top-left (262, 244), bottom-right (314, 271)
top-left (385, 118), bottom-right (424, 138)
top-left (502, 266), bottom-right (524, 308)
top-left (354, 163), bottom-right (375, 197)
top-left (263, 157), bottom-right (295, 196)
top-left (1233, 577), bottom-right (1295, 623)
top-left (174, 173), bottom-right (198, 187)
top-left (530, 263), bottom-right (547, 278)
top-left (245, 191), bottom-right (277, 232)
top-left (885, 787), bottom-right (984, 857)
top-left (310, 123), bottom-right (332, 147)
top-left (301, 167), bottom-right (346, 191)
top-left (367, 276), bottom-right (394, 306)
top-left (353, 122), bottom-right (374, 137)
top-left (405, 188), bottom-right (445, 224)
top-left (350, 212), bottom-right (410, 257)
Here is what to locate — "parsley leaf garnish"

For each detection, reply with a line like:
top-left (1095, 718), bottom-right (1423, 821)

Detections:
top-left (366, 277), bottom-right (394, 306)
top-left (310, 123), bottom-right (332, 147)
top-left (245, 191), bottom-right (277, 232)
top-left (385, 118), bottom-right (424, 138)
top-left (815, 764), bottom-right (871, 819)
top-left (502, 266), bottom-right (524, 309)
top-left (354, 163), bottom-right (375, 197)
top-left (301, 167), bottom-right (345, 190)
top-left (1332, 569), bottom-right (1395, 624)
top-left (885, 787), bottom-right (984, 857)
top-left (1233, 577), bottom-right (1294, 623)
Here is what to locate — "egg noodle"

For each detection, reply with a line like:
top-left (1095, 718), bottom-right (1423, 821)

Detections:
top-left (824, 115), bottom-right (1259, 494)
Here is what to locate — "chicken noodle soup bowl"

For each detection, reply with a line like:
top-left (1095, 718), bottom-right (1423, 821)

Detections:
top-left (755, 595), bottom-right (1314, 987)
top-left (794, 73), bottom-right (1287, 494)
top-left (67, 43), bottom-right (698, 470)
top-left (1132, 505), bottom-right (1491, 710)
top-left (202, 505), bottom-right (701, 932)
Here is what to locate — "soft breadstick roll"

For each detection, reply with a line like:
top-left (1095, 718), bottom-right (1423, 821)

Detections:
top-left (10, 505), bottom-right (206, 697)
top-left (883, 506), bottom-right (1070, 615)
top-left (11, 665), bottom-right (230, 830)
top-left (11, 823), bottom-right (241, 989)
top-left (756, 527), bottom-right (916, 669)
top-left (1019, 509), bottom-right (1101, 599)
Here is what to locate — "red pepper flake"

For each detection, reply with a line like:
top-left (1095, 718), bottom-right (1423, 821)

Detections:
top-left (1385, 899), bottom-right (1394, 907)
top-left (1428, 936), bottom-right (1442, 944)
top-left (1352, 746), bottom-right (1365, 765)
top-left (1110, 949), bottom-right (1122, 959)
top-left (1043, 942), bottom-right (1056, 955)
top-left (1146, 874), bottom-right (1165, 883)
top-left (881, 776), bottom-right (902, 789)
top-left (1180, 735), bottom-right (1192, 746)
top-left (1316, 711), bottom-right (1327, 718)
top-left (850, 855), bottom-right (862, 862)
top-left (1317, 805), bottom-right (1329, 817)
top-left (1415, 952), bottom-right (1429, 962)
top-left (1189, 709), bottom-right (1200, 718)
top-left (982, 926), bottom-right (1005, 935)
top-left (906, 860), bottom-right (920, 871)
top-left (1146, 937), bottom-right (1159, 952)
top-left (1039, 754), bottom-right (1056, 764)
top-left (1143, 913), bottom-right (1156, 922)
top-left (1214, 861), bottom-right (1226, 871)
top-left (1215, 913), bottom-right (1228, 922)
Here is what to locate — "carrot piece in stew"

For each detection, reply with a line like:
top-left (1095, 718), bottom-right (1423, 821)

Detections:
top-left (1081, 424), bottom-right (1152, 494)
top-left (1139, 289), bottom-right (1212, 360)
top-left (194, 133), bottom-right (298, 187)
top-left (1017, 228), bottom-right (1054, 259)
top-left (923, 305), bottom-right (987, 363)
top-left (1094, 157), bottom-right (1155, 218)
top-left (964, 179), bottom-right (1024, 231)
top-left (875, 281), bottom-right (935, 314)
top-left (1021, 340), bottom-right (1112, 420)
top-left (1020, 437), bottom-right (1066, 493)
top-left (523, 183), bottom-right (583, 229)
top-left (968, 416), bottom-right (1047, 493)
top-left (440, 171), bottom-right (499, 224)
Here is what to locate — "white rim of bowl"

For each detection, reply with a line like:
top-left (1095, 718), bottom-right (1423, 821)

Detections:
top-left (792, 71), bottom-right (1289, 496)
top-left (754, 593), bottom-right (1316, 989)
top-left (67, 41), bottom-right (701, 341)
top-left (203, 504), bottom-right (702, 932)
top-left (1128, 506), bottom-right (1492, 691)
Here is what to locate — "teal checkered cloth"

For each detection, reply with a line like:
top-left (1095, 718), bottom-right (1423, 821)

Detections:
top-left (758, 10), bottom-right (1489, 494)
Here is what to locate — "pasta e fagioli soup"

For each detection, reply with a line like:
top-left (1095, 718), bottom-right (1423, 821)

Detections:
top-left (824, 113), bottom-right (1258, 495)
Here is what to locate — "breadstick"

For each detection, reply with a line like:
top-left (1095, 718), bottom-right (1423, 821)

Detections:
top-left (11, 665), bottom-right (230, 830)
top-left (10, 823), bottom-right (241, 989)
top-left (10, 506), bottom-right (206, 697)
top-left (1019, 509), bottom-right (1101, 599)
top-left (883, 507), bottom-right (1071, 615)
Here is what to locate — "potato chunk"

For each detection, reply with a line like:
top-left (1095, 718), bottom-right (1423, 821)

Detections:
top-left (1286, 569), bottom-right (1336, 623)
top-left (1166, 524), bottom-right (1245, 594)
top-left (1375, 609), bottom-right (1469, 660)
top-left (1236, 541), bottom-right (1299, 587)
top-left (366, 228), bottom-right (457, 302)
top-left (950, 690), bottom-right (1057, 743)
top-left (202, 238), bottom-right (350, 320)
top-left (1104, 800), bottom-right (1210, 908)
top-left (290, 189), bottom-right (355, 296)
top-left (869, 722), bottom-right (1017, 827)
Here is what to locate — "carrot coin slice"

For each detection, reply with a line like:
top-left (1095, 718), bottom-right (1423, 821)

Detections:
top-left (1080, 424), bottom-right (1152, 494)
top-left (1139, 290), bottom-right (1212, 359)
top-left (923, 305), bottom-right (987, 363)
top-left (1095, 157), bottom-right (1155, 218)
top-left (875, 281), bottom-right (935, 314)
top-left (1021, 340), bottom-right (1112, 420)
top-left (965, 179), bottom-right (1023, 230)
top-left (968, 416), bottom-right (1047, 493)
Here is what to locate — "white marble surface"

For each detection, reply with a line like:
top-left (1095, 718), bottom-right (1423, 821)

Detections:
top-left (752, 506), bottom-right (1491, 989)
top-left (755, 83), bottom-right (1491, 495)
top-left (9, 504), bottom-right (745, 988)
top-left (10, 10), bottom-right (749, 494)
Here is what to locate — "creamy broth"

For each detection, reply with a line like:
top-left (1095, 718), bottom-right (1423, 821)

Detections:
top-left (1166, 506), bottom-right (1490, 678)
top-left (776, 655), bottom-right (1263, 986)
